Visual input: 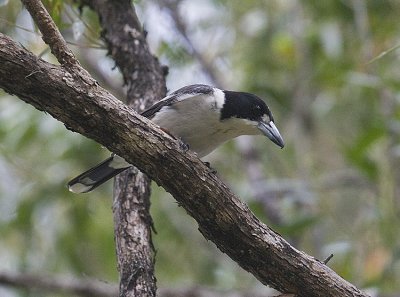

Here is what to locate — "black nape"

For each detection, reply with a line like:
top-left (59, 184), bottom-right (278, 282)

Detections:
top-left (221, 91), bottom-right (272, 121)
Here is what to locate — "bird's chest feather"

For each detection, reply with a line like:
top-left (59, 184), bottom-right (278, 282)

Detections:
top-left (151, 97), bottom-right (258, 157)
top-left (151, 99), bottom-right (220, 138)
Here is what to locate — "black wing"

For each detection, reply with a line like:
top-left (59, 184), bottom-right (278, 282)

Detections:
top-left (141, 84), bottom-right (214, 119)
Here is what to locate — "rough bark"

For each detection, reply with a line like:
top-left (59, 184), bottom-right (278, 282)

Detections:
top-left (0, 33), bottom-right (370, 297)
top-left (75, 1), bottom-right (167, 296)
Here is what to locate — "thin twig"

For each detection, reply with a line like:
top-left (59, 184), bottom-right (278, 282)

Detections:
top-left (21, 0), bottom-right (80, 67)
top-left (323, 254), bottom-right (334, 265)
top-left (366, 43), bottom-right (400, 65)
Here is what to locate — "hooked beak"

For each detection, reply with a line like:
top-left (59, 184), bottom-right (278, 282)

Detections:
top-left (257, 120), bottom-right (285, 148)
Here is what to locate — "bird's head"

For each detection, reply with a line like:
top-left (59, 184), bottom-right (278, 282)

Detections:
top-left (220, 90), bottom-right (284, 148)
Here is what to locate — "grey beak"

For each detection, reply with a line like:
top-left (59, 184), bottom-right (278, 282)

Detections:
top-left (257, 121), bottom-right (285, 148)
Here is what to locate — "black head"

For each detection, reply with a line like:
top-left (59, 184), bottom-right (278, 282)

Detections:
top-left (220, 90), bottom-right (284, 148)
top-left (220, 90), bottom-right (274, 122)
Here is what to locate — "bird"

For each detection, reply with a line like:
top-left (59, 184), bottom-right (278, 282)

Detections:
top-left (68, 84), bottom-right (284, 193)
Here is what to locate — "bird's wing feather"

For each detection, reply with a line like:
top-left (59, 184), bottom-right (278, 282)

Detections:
top-left (140, 96), bottom-right (178, 119)
top-left (68, 155), bottom-right (130, 193)
top-left (141, 84), bottom-right (214, 119)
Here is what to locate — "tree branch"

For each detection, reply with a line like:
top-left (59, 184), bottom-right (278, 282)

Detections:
top-left (21, 0), bottom-right (80, 67)
top-left (0, 32), bottom-right (370, 296)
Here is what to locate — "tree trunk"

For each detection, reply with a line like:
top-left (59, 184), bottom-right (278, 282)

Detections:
top-left (77, 1), bottom-right (167, 296)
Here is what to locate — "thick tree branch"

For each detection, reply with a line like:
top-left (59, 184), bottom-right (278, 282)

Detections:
top-left (0, 33), bottom-right (370, 297)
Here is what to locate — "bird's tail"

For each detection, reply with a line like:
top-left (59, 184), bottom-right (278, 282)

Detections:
top-left (68, 155), bottom-right (131, 193)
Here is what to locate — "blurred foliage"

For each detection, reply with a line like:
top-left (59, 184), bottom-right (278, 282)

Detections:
top-left (1, 0), bottom-right (400, 296)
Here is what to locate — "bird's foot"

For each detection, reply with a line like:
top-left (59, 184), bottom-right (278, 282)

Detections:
top-left (178, 138), bottom-right (190, 152)
top-left (203, 161), bottom-right (217, 174)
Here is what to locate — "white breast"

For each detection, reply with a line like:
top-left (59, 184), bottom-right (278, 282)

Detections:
top-left (150, 90), bottom-right (259, 157)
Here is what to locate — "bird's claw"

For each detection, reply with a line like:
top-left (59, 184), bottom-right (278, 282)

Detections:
top-left (179, 139), bottom-right (190, 152)
top-left (203, 161), bottom-right (217, 174)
